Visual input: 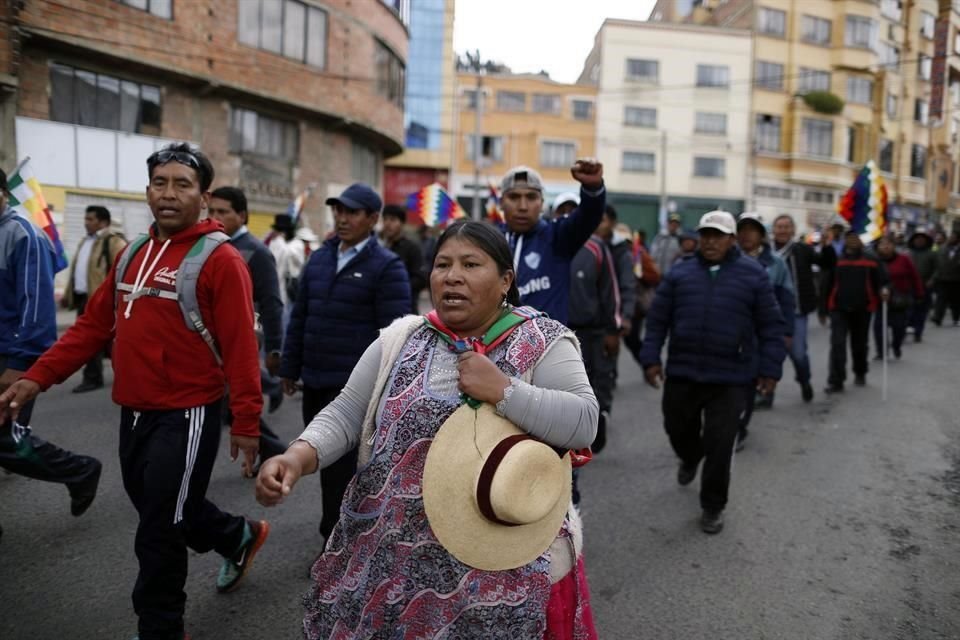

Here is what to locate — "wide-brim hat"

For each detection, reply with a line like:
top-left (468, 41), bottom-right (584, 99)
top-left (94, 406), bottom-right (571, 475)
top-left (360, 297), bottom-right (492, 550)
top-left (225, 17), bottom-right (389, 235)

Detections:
top-left (422, 403), bottom-right (571, 571)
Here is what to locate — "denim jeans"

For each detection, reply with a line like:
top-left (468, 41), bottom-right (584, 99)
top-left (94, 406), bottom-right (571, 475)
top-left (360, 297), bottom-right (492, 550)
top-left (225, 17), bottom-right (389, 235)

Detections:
top-left (788, 313), bottom-right (811, 384)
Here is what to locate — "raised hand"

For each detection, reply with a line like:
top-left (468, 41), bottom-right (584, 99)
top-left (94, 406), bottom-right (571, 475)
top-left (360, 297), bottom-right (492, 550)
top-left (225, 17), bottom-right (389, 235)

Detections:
top-left (570, 158), bottom-right (604, 190)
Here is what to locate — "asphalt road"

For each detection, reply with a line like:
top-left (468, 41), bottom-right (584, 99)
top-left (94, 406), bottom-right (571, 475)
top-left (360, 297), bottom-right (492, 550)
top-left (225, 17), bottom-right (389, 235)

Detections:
top-left (1, 321), bottom-right (959, 640)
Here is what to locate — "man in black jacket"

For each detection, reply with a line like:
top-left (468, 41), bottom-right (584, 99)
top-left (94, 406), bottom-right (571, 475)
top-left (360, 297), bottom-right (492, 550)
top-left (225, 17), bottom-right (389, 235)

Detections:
top-left (772, 215), bottom-right (830, 402)
top-left (381, 205), bottom-right (426, 313)
top-left (932, 231), bottom-right (960, 326)
top-left (209, 186), bottom-right (287, 461)
top-left (819, 231), bottom-right (888, 393)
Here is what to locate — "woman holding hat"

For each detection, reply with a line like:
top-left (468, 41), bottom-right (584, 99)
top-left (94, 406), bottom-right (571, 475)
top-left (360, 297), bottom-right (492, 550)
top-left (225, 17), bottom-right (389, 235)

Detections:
top-left (257, 220), bottom-right (599, 639)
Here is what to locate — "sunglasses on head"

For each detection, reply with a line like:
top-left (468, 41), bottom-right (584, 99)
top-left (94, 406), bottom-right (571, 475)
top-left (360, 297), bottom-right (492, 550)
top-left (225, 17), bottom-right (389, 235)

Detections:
top-left (148, 149), bottom-right (201, 170)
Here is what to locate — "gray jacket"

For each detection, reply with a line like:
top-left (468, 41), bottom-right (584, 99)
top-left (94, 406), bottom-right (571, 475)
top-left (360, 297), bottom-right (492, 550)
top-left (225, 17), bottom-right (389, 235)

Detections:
top-left (567, 235), bottom-right (620, 333)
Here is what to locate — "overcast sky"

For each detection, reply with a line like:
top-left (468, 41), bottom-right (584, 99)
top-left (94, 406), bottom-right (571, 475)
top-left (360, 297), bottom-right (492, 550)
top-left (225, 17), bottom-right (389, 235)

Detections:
top-left (453, 0), bottom-right (658, 84)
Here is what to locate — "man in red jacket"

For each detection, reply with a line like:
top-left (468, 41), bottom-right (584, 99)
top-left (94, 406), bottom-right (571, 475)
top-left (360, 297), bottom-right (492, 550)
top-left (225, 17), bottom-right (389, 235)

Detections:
top-left (0, 143), bottom-right (267, 640)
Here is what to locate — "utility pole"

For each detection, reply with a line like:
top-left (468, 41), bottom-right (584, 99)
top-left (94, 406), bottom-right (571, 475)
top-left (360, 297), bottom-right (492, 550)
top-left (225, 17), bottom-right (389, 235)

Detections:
top-left (471, 51), bottom-right (484, 221)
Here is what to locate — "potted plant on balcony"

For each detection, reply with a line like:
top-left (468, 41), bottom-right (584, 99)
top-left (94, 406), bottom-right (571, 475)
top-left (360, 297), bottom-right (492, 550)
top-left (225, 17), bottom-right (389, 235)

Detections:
top-left (801, 91), bottom-right (845, 115)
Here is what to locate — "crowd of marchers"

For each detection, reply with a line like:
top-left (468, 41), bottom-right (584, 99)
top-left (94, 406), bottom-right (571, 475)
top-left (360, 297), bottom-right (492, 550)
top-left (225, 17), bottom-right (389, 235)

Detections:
top-left (1, 142), bottom-right (959, 640)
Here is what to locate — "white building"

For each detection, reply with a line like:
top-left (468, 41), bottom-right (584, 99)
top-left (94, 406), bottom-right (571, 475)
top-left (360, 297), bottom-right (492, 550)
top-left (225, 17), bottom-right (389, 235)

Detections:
top-left (579, 19), bottom-right (753, 238)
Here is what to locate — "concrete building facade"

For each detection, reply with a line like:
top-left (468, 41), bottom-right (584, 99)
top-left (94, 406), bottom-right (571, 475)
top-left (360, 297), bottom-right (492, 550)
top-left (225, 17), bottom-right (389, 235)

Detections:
top-left (651, 0), bottom-right (960, 234)
top-left (579, 19), bottom-right (752, 239)
top-left (2, 0), bottom-right (409, 271)
top-left (452, 71), bottom-right (597, 215)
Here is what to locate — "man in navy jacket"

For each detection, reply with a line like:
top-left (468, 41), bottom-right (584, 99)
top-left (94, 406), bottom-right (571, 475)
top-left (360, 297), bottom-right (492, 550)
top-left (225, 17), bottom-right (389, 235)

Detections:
top-left (640, 210), bottom-right (785, 534)
top-left (0, 169), bottom-right (102, 536)
top-left (499, 160), bottom-right (605, 325)
top-left (280, 183), bottom-right (410, 542)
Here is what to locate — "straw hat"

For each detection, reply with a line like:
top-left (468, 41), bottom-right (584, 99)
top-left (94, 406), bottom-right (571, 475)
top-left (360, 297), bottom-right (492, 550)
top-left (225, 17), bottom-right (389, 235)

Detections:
top-left (422, 403), bottom-right (572, 571)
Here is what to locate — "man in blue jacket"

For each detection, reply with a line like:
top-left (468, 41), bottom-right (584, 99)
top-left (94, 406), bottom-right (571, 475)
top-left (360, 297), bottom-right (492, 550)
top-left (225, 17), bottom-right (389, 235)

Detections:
top-left (499, 160), bottom-right (605, 325)
top-left (735, 212), bottom-right (794, 448)
top-left (640, 210), bottom-right (785, 534)
top-left (0, 168), bottom-right (102, 537)
top-left (280, 183), bottom-right (410, 543)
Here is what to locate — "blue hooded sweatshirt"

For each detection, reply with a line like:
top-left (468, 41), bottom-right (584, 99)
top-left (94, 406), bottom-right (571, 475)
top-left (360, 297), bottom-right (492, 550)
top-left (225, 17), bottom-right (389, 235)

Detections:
top-left (499, 185), bottom-right (605, 325)
top-left (0, 207), bottom-right (59, 370)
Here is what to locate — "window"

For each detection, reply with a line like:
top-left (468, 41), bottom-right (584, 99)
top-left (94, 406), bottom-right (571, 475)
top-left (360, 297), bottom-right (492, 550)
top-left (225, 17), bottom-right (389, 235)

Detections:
top-left (117, 0), bottom-right (172, 18)
top-left (626, 59), bottom-right (659, 83)
top-left (497, 91), bottom-right (526, 112)
top-left (532, 94), bottom-right (561, 114)
top-left (572, 100), bottom-right (594, 120)
top-left (693, 157), bottom-right (725, 177)
top-left (697, 64), bottom-right (730, 88)
top-left (879, 42), bottom-right (900, 67)
top-left (879, 139), bottom-right (894, 172)
top-left (465, 135), bottom-right (504, 162)
top-left (463, 89), bottom-right (480, 110)
top-left (804, 190), bottom-right (835, 204)
top-left (886, 92), bottom-right (898, 118)
top-left (755, 61), bottom-right (784, 90)
top-left (846, 126), bottom-right (857, 162)
top-left (622, 151), bottom-right (655, 173)
top-left (845, 15), bottom-right (877, 50)
top-left (375, 40), bottom-right (405, 107)
top-left (624, 106), bottom-right (657, 128)
top-left (381, 0), bottom-right (411, 26)
top-left (352, 141), bottom-right (381, 185)
top-left (237, 0), bottom-right (327, 68)
top-left (802, 118), bottom-right (833, 157)
top-left (49, 63), bottom-right (161, 135)
top-left (755, 185), bottom-right (793, 200)
top-left (920, 11), bottom-right (935, 39)
top-left (540, 141), bottom-right (576, 168)
top-left (758, 7), bottom-right (786, 36)
top-left (801, 15), bottom-right (831, 45)
top-left (695, 112), bottom-right (727, 135)
top-left (880, 0), bottom-right (903, 22)
top-left (755, 114), bottom-right (782, 152)
top-left (915, 99), bottom-right (929, 124)
top-left (919, 54), bottom-right (932, 81)
top-left (228, 107), bottom-right (299, 159)
top-left (847, 76), bottom-right (873, 104)
top-left (911, 144), bottom-right (927, 178)
top-left (798, 68), bottom-right (831, 93)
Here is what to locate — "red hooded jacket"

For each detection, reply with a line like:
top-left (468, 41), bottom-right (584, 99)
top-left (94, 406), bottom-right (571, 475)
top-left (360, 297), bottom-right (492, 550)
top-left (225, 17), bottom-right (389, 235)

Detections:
top-left (25, 219), bottom-right (262, 436)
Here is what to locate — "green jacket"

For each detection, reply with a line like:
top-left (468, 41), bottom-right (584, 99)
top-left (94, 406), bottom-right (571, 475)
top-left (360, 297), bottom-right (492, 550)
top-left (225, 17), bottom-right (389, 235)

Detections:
top-left (909, 248), bottom-right (938, 286)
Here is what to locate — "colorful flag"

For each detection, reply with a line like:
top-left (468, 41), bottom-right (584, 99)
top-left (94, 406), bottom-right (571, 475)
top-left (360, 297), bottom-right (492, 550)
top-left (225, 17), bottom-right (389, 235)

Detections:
top-left (632, 231), bottom-right (645, 279)
top-left (485, 183), bottom-right (503, 224)
top-left (405, 183), bottom-right (465, 227)
top-left (837, 160), bottom-right (888, 243)
top-left (6, 158), bottom-right (68, 272)
top-left (287, 184), bottom-right (315, 223)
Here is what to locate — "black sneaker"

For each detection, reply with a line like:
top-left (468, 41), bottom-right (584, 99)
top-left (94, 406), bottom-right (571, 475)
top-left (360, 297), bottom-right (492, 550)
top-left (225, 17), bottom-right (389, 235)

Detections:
top-left (677, 461), bottom-right (698, 486)
top-left (701, 510), bottom-right (724, 534)
top-left (893, 347), bottom-right (902, 359)
top-left (854, 375), bottom-right (866, 387)
top-left (68, 460), bottom-right (102, 517)
top-left (801, 382), bottom-right (814, 403)
top-left (72, 381), bottom-right (104, 394)
top-left (824, 384), bottom-right (844, 395)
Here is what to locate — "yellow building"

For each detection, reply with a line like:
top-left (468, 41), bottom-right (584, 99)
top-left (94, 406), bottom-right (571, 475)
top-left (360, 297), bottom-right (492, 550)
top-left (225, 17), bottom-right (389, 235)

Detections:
top-left (651, 0), bottom-right (960, 233)
top-left (451, 72), bottom-right (597, 214)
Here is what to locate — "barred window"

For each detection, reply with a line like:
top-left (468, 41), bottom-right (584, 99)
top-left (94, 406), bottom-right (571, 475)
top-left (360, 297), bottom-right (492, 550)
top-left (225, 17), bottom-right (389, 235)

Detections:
top-left (755, 61), bottom-right (784, 90)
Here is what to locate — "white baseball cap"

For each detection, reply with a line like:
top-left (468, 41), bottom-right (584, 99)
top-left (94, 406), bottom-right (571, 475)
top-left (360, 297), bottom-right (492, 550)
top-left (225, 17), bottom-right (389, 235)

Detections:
top-left (697, 210), bottom-right (736, 235)
top-left (552, 191), bottom-right (580, 211)
top-left (736, 212), bottom-right (767, 236)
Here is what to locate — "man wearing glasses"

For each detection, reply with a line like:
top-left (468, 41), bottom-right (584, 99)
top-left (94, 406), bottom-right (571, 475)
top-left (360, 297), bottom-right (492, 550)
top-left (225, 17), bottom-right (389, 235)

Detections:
top-left (0, 143), bottom-right (267, 640)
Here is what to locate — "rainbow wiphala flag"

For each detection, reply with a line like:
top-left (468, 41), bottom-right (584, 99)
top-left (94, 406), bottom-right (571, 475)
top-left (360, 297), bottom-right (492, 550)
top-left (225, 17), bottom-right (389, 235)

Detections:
top-left (6, 158), bottom-right (68, 272)
top-left (406, 183), bottom-right (465, 227)
top-left (837, 160), bottom-right (888, 243)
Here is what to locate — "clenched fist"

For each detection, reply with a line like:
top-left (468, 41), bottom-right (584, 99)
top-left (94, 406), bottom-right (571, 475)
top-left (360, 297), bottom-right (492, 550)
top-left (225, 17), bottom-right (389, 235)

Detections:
top-left (571, 158), bottom-right (604, 190)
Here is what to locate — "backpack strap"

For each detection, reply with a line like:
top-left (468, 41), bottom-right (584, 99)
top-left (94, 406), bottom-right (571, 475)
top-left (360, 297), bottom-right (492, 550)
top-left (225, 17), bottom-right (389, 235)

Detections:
top-left (176, 231), bottom-right (230, 366)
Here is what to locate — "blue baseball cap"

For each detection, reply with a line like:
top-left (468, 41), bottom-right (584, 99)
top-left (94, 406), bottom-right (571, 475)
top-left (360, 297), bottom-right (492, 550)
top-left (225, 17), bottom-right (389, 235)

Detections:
top-left (325, 183), bottom-right (383, 213)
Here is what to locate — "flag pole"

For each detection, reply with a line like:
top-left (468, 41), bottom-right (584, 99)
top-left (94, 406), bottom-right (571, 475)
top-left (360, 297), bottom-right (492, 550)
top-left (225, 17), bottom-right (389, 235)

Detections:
top-left (882, 298), bottom-right (888, 402)
top-left (10, 156), bottom-right (29, 177)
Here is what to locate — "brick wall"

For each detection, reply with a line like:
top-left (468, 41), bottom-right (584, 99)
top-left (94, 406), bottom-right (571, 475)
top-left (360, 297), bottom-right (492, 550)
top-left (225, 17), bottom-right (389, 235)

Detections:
top-left (16, 0), bottom-right (407, 147)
